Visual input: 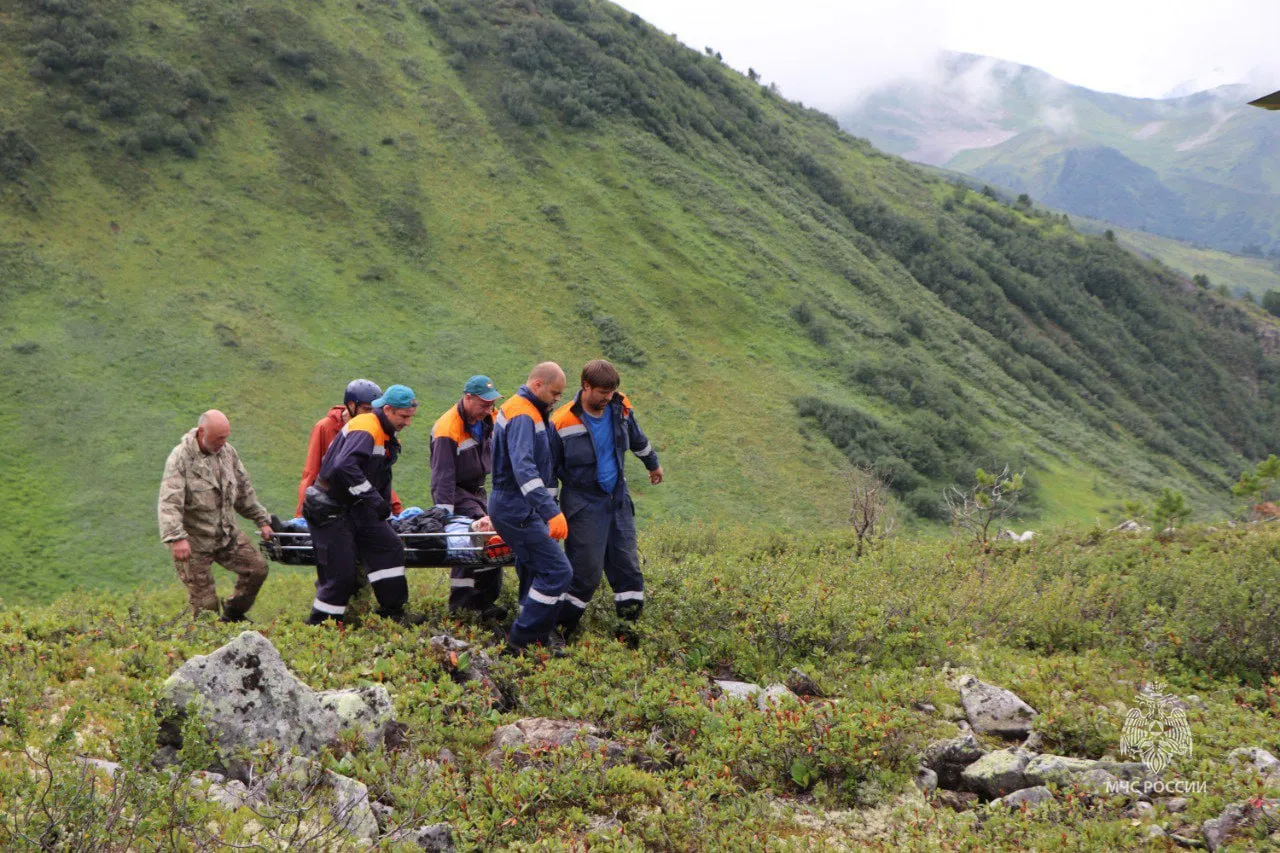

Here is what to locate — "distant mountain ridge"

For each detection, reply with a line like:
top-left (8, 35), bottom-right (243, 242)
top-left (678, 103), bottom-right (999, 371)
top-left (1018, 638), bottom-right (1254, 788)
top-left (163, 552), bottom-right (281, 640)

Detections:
top-left (842, 52), bottom-right (1280, 255)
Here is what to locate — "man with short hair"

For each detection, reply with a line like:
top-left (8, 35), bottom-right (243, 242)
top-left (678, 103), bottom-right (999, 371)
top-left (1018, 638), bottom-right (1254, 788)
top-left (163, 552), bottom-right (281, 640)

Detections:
top-left (489, 362), bottom-right (572, 654)
top-left (552, 359), bottom-right (662, 641)
top-left (431, 375), bottom-right (503, 617)
top-left (296, 379), bottom-right (403, 518)
top-left (158, 410), bottom-right (275, 622)
top-left (303, 384), bottom-right (424, 626)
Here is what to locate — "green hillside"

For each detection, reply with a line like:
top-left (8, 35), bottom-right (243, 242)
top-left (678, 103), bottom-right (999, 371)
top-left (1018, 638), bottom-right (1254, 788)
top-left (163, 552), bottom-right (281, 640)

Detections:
top-left (843, 53), bottom-right (1280, 255)
top-left (3, 0), bottom-right (1280, 603)
top-left (1086, 222), bottom-right (1280, 299)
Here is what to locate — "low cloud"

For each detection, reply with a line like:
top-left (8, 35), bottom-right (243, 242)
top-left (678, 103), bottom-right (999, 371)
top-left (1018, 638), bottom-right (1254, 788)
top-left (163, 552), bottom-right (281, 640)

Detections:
top-left (1038, 104), bottom-right (1075, 133)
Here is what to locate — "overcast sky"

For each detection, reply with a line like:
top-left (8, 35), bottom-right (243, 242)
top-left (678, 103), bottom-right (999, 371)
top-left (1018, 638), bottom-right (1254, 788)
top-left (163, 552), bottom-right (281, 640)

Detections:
top-left (617, 0), bottom-right (1280, 109)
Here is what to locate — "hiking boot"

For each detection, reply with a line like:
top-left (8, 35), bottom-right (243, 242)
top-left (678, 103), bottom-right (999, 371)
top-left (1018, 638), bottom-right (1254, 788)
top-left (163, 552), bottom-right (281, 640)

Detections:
top-left (380, 608), bottom-right (428, 627)
top-left (480, 604), bottom-right (509, 622)
top-left (543, 629), bottom-right (568, 658)
top-left (219, 608), bottom-right (251, 624)
top-left (499, 641), bottom-right (527, 658)
top-left (616, 624), bottom-right (640, 649)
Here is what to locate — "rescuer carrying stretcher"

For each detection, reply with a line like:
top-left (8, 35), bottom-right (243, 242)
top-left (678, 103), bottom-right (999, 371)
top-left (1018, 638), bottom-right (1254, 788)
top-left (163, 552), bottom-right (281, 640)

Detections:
top-left (302, 384), bottom-right (426, 626)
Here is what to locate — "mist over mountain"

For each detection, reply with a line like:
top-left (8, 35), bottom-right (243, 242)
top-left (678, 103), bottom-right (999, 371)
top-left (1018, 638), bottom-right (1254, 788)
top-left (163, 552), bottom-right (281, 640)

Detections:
top-left (842, 51), bottom-right (1280, 255)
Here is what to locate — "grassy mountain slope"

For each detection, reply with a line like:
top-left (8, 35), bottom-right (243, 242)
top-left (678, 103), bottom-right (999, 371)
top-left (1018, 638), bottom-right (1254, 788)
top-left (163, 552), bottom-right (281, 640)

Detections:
top-left (843, 52), bottom-right (1280, 255)
top-left (2, 0), bottom-right (1280, 602)
top-left (923, 163), bottom-right (1280, 299)
top-left (1112, 228), bottom-right (1280, 297)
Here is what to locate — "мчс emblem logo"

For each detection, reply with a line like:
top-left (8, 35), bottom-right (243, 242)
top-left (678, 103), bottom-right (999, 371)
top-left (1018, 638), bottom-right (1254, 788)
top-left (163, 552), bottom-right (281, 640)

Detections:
top-left (1120, 682), bottom-right (1193, 775)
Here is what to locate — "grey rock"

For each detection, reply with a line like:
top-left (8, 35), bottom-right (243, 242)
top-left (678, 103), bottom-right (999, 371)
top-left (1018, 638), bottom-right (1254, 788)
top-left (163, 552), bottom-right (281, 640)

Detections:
top-left (151, 745), bottom-right (180, 770)
top-left (75, 756), bottom-right (122, 777)
top-left (190, 770), bottom-right (263, 811)
top-left (713, 680), bottom-right (762, 702)
top-left (1125, 801), bottom-right (1155, 819)
top-left (274, 755), bottom-right (379, 844)
top-left (1165, 797), bottom-right (1190, 813)
top-left (915, 766), bottom-right (939, 794)
top-left (1203, 799), bottom-right (1280, 852)
top-left (193, 755), bottom-right (377, 843)
top-left (1023, 754), bottom-right (1147, 790)
top-left (161, 632), bottom-right (395, 767)
top-left (958, 675), bottom-right (1037, 738)
top-left (1021, 731), bottom-right (1044, 752)
top-left (939, 703), bottom-right (967, 722)
top-left (995, 785), bottom-right (1053, 809)
top-left (1022, 754), bottom-right (1095, 786)
top-left (1075, 767), bottom-right (1122, 795)
top-left (429, 634), bottom-right (502, 708)
top-left (1227, 746), bottom-right (1280, 777)
top-left (959, 748), bottom-right (1034, 799)
top-left (912, 701), bottom-right (937, 714)
top-left (587, 815), bottom-right (624, 834)
top-left (785, 668), bottom-right (823, 697)
top-left (413, 823), bottom-right (455, 851)
top-left (922, 732), bottom-right (987, 790)
top-left (934, 789), bottom-right (979, 811)
top-left (484, 718), bottom-right (618, 769)
top-left (1147, 825), bottom-right (1166, 839)
top-left (757, 683), bottom-right (797, 711)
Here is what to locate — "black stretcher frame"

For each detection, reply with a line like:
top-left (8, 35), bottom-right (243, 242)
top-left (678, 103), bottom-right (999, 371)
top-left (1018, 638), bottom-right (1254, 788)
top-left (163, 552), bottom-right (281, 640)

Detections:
top-left (258, 530), bottom-right (516, 568)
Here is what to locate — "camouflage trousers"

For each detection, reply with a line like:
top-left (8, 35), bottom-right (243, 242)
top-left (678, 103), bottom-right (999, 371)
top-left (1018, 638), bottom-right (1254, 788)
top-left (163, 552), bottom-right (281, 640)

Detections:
top-left (174, 530), bottom-right (269, 617)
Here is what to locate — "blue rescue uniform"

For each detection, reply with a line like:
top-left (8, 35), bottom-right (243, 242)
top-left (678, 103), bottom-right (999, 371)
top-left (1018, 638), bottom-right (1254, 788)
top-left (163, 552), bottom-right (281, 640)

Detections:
top-left (489, 385), bottom-right (573, 648)
top-left (551, 391), bottom-right (659, 632)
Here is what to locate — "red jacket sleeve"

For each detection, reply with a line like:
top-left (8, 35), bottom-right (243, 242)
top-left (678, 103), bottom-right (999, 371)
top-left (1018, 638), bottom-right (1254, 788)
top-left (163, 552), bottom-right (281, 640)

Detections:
top-left (391, 489), bottom-right (403, 515)
top-left (296, 421), bottom-right (329, 517)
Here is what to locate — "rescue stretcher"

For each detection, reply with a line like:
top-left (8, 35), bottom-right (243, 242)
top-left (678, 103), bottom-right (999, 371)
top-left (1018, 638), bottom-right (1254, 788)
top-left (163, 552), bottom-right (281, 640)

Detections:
top-left (259, 529), bottom-right (515, 569)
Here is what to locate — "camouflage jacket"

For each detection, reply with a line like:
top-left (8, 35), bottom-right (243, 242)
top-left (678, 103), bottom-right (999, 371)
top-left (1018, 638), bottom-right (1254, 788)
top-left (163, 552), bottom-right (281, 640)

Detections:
top-left (158, 429), bottom-right (271, 552)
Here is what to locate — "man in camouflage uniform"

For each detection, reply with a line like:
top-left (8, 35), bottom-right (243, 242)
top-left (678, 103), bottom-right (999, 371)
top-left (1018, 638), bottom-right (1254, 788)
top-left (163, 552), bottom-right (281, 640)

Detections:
top-left (158, 410), bottom-right (275, 621)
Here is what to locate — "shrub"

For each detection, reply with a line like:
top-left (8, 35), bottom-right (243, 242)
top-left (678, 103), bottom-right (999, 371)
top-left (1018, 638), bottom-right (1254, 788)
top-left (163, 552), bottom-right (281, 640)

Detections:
top-left (61, 110), bottom-right (97, 133)
top-left (0, 129), bottom-right (39, 181)
top-left (180, 69), bottom-right (212, 101)
top-left (594, 315), bottom-right (647, 366)
top-left (501, 83), bottom-right (541, 126)
top-left (274, 46), bottom-right (313, 69)
top-left (164, 124), bottom-right (197, 158)
top-left (135, 112), bottom-right (167, 152)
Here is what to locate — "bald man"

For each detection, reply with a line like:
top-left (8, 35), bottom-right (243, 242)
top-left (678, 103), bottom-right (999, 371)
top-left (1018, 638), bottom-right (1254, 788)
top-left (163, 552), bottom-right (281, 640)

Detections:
top-left (159, 410), bottom-right (275, 621)
top-left (489, 363), bottom-right (573, 655)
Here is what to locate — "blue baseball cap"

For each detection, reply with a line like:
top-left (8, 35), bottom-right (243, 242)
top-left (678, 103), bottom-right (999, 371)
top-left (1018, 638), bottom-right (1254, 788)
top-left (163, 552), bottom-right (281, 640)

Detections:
top-left (372, 384), bottom-right (418, 409)
top-left (463, 375), bottom-right (503, 401)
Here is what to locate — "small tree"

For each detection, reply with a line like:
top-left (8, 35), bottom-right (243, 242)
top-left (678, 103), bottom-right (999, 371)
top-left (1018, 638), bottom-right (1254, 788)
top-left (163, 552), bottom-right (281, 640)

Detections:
top-left (1150, 488), bottom-right (1189, 538)
top-left (1120, 498), bottom-right (1148, 524)
top-left (1232, 454), bottom-right (1280, 516)
top-left (848, 465), bottom-right (898, 557)
top-left (944, 465), bottom-right (1024, 544)
top-left (1192, 273), bottom-right (1211, 289)
top-left (1263, 289), bottom-right (1280, 317)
